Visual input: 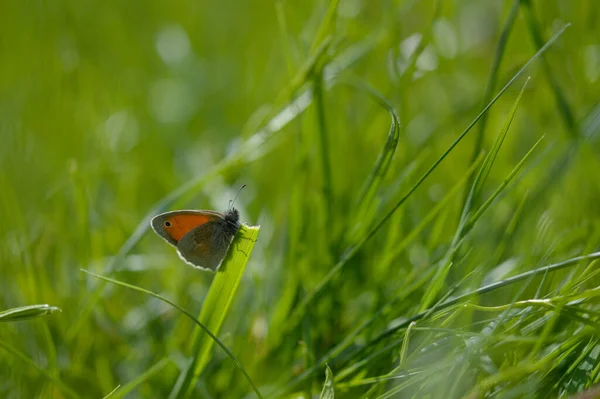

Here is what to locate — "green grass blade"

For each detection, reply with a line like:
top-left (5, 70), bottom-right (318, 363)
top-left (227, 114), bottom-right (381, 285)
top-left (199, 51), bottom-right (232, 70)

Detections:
top-left (522, 0), bottom-right (578, 136)
top-left (102, 385), bottom-right (121, 399)
top-left (319, 365), bottom-right (335, 399)
top-left (420, 78), bottom-right (530, 311)
top-left (466, 135), bottom-right (546, 231)
top-left (310, 0), bottom-right (340, 54)
top-left (467, 0), bottom-right (520, 185)
top-left (107, 358), bottom-right (171, 399)
top-left (380, 153), bottom-right (484, 267)
top-left (175, 224), bottom-right (261, 398)
top-left (340, 80), bottom-right (401, 244)
top-left (0, 304), bottom-right (61, 322)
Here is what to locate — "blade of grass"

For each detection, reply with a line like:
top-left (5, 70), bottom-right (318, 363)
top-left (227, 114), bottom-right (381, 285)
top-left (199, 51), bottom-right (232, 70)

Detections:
top-left (102, 385), bottom-right (121, 399)
top-left (313, 66), bottom-right (333, 228)
top-left (465, 135), bottom-right (545, 231)
top-left (420, 78), bottom-right (529, 312)
top-left (522, 0), bottom-right (578, 137)
top-left (466, 0), bottom-right (520, 198)
top-left (107, 358), bottom-right (171, 399)
top-left (310, 0), bottom-right (340, 53)
top-left (319, 365), bottom-right (335, 399)
top-left (0, 304), bottom-right (61, 322)
top-left (174, 225), bottom-right (260, 399)
top-left (380, 153), bottom-right (484, 268)
top-left (339, 80), bottom-right (401, 244)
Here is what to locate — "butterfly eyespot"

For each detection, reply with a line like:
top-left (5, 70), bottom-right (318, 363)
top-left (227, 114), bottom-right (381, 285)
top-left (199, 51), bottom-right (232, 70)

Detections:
top-left (164, 221), bottom-right (171, 227)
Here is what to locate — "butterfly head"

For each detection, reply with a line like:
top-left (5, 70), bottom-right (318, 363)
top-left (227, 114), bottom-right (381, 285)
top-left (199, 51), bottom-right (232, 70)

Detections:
top-left (224, 207), bottom-right (241, 231)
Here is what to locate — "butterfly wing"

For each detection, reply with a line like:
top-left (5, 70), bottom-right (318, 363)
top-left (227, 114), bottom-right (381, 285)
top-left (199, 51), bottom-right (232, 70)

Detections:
top-left (151, 210), bottom-right (224, 246)
top-left (176, 220), bottom-right (235, 271)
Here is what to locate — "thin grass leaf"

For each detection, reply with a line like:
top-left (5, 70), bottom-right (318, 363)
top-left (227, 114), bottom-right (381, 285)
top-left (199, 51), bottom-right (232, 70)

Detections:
top-left (466, 134), bottom-right (546, 231)
top-left (380, 153), bottom-right (484, 267)
top-left (310, 0), bottom-right (340, 54)
top-left (320, 365), bottom-right (335, 399)
top-left (107, 358), bottom-right (171, 399)
top-left (313, 67), bottom-right (333, 226)
top-left (339, 80), bottom-right (401, 244)
top-left (174, 224), bottom-right (260, 398)
top-left (0, 304), bottom-right (61, 322)
top-left (102, 385), bottom-right (121, 399)
top-left (420, 78), bottom-right (530, 312)
top-left (275, 1), bottom-right (300, 77)
top-left (467, 0), bottom-right (520, 189)
top-left (522, 0), bottom-right (578, 136)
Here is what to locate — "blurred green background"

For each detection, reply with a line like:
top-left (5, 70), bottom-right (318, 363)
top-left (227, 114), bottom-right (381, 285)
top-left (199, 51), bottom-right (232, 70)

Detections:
top-left (2, 0), bottom-right (600, 398)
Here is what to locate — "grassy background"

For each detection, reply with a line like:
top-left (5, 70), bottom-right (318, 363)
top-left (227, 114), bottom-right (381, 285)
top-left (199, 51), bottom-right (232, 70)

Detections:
top-left (2, 0), bottom-right (600, 398)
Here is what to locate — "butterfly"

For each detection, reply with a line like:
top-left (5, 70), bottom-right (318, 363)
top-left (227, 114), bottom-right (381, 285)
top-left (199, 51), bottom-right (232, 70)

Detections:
top-left (151, 203), bottom-right (242, 271)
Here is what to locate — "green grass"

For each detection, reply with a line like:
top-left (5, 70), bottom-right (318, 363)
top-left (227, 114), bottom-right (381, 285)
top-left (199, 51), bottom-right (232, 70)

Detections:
top-left (2, 1), bottom-right (600, 398)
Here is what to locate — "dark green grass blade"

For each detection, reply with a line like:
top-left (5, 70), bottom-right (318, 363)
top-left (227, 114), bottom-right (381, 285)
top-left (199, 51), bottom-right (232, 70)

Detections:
top-left (0, 304), bottom-right (61, 322)
top-left (80, 266), bottom-right (263, 399)
top-left (285, 23), bottom-right (570, 333)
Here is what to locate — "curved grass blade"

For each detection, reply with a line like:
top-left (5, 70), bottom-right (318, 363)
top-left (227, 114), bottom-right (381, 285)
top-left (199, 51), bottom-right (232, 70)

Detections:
top-left (339, 80), bottom-right (401, 244)
top-left (172, 224), bottom-right (260, 399)
top-left (0, 304), bottom-right (61, 322)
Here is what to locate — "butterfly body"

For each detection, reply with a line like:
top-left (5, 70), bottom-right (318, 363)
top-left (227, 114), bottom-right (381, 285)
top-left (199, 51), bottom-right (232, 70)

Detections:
top-left (151, 208), bottom-right (241, 271)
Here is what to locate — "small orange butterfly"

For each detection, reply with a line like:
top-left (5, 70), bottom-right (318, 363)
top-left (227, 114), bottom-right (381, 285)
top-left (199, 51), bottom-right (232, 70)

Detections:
top-left (151, 186), bottom-right (245, 271)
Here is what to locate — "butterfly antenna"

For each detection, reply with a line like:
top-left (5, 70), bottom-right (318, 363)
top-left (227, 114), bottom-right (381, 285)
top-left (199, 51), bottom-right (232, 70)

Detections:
top-left (230, 184), bottom-right (246, 209)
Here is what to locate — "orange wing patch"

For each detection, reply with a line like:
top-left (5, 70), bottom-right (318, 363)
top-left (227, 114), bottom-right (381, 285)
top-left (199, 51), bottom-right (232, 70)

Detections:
top-left (164, 213), bottom-right (220, 242)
